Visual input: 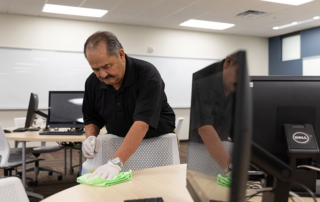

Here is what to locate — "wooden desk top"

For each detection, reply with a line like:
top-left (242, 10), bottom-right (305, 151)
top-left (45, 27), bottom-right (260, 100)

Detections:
top-left (5, 127), bottom-right (106, 142)
top-left (41, 164), bottom-right (319, 202)
top-left (43, 164), bottom-right (193, 202)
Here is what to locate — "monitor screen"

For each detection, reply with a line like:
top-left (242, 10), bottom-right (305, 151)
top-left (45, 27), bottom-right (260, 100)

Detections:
top-left (186, 51), bottom-right (252, 202)
top-left (47, 91), bottom-right (85, 128)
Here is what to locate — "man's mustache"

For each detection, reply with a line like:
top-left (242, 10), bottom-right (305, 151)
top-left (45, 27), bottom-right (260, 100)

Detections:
top-left (101, 75), bottom-right (114, 80)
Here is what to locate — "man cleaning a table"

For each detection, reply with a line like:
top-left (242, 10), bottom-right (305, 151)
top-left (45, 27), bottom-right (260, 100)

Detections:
top-left (81, 31), bottom-right (176, 180)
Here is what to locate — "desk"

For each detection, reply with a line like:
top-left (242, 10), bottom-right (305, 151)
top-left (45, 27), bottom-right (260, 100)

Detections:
top-left (42, 164), bottom-right (319, 202)
top-left (5, 129), bottom-right (86, 192)
top-left (43, 164), bottom-right (193, 202)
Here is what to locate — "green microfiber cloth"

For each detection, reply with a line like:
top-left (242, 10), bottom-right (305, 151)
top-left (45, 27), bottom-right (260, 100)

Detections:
top-left (217, 174), bottom-right (232, 187)
top-left (77, 170), bottom-right (132, 187)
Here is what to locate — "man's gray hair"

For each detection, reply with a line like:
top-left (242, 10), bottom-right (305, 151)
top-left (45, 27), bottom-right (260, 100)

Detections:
top-left (84, 31), bottom-right (123, 58)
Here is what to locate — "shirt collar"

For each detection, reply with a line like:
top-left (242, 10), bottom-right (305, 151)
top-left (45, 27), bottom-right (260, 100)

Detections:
top-left (100, 54), bottom-right (135, 90)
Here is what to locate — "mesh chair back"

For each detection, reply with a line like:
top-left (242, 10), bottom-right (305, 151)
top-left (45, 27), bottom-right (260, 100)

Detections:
top-left (0, 124), bottom-right (10, 167)
top-left (175, 117), bottom-right (185, 138)
top-left (0, 177), bottom-right (29, 202)
top-left (95, 133), bottom-right (180, 172)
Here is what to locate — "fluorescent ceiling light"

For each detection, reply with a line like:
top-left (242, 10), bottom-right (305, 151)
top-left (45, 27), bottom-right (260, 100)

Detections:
top-left (43, 4), bottom-right (108, 17)
top-left (180, 19), bottom-right (235, 30)
top-left (273, 16), bottom-right (319, 30)
top-left (261, 0), bottom-right (313, 6)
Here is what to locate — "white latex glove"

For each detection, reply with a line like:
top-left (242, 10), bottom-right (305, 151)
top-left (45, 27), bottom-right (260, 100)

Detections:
top-left (88, 161), bottom-right (121, 180)
top-left (82, 136), bottom-right (100, 159)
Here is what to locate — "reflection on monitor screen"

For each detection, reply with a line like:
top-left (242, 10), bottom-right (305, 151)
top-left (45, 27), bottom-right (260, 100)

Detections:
top-left (186, 51), bottom-right (252, 202)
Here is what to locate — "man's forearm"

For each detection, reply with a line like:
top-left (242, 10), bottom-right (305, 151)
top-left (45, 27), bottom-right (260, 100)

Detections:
top-left (113, 121), bottom-right (149, 164)
top-left (85, 124), bottom-right (100, 138)
top-left (198, 125), bottom-right (232, 170)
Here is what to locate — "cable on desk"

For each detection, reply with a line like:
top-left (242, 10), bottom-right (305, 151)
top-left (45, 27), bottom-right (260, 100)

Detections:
top-left (291, 181), bottom-right (316, 202)
top-left (245, 187), bottom-right (304, 202)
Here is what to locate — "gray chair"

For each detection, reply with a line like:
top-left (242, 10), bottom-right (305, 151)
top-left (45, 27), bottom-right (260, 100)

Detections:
top-left (0, 177), bottom-right (30, 202)
top-left (25, 142), bottom-right (64, 185)
top-left (0, 124), bottom-right (44, 185)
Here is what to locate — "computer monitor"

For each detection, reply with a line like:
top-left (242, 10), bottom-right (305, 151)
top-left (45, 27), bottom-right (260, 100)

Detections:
top-left (46, 91), bottom-right (85, 129)
top-left (251, 76), bottom-right (320, 193)
top-left (24, 93), bottom-right (47, 129)
top-left (186, 50), bottom-right (252, 202)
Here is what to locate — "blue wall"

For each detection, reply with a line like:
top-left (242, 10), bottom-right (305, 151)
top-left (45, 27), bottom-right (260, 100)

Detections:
top-left (269, 26), bottom-right (320, 75)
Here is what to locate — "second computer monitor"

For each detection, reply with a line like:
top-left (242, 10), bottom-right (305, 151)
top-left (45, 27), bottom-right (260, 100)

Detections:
top-left (47, 91), bottom-right (85, 129)
top-left (187, 51), bottom-right (252, 202)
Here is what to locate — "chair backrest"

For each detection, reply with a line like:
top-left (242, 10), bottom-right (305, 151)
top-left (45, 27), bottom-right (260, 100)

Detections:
top-left (175, 117), bottom-right (185, 138)
top-left (95, 133), bottom-right (180, 172)
top-left (0, 124), bottom-right (11, 168)
top-left (187, 141), bottom-right (233, 177)
top-left (14, 117), bottom-right (26, 128)
top-left (0, 177), bottom-right (29, 202)
top-left (14, 117), bottom-right (47, 147)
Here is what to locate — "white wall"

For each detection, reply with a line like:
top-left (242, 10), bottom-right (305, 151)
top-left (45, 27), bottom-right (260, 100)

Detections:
top-left (0, 13), bottom-right (268, 143)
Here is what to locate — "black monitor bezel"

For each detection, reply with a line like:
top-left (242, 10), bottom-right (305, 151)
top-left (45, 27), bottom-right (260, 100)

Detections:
top-left (46, 91), bottom-right (85, 129)
top-left (25, 93), bottom-right (39, 128)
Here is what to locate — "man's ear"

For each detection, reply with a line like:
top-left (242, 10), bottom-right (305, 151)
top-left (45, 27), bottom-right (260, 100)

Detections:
top-left (119, 49), bottom-right (125, 63)
top-left (224, 56), bottom-right (233, 70)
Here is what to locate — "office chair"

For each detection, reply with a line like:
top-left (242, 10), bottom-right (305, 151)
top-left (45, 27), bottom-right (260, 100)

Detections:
top-left (0, 177), bottom-right (30, 202)
top-left (175, 117), bottom-right (185, 138)
top-left (89, 133), bottom-right (180, 173)
top-left (13, 117), bottom-right (64, 185)
top-left (25, 142), bottom-right (63, 185)
top-left (0, 124), bottom-right (44, 184)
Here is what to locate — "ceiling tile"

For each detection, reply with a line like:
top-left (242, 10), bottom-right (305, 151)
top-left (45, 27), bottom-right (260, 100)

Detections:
top-left (82, 0), bottom-right (124, 11)
top-left (0, 0), bottom-right (9, 13)
top-left (11, 0), bottom-right (44, 3)
top-left (47, 0), bottom-right (83, 7)
top-left (8, 1), bottom-right (43, 16)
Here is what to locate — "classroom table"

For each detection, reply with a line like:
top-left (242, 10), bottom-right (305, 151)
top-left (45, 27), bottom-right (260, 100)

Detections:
top-left (42, 164), bottom-right (319, 202)
top-left (5, 128), bottom-right (87, 198)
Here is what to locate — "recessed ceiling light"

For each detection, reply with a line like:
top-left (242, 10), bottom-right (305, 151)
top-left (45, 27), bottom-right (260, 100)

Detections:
top-left (261, 0), bottom-right (314, 6)
top-left (180, 19), bottom-right (235, 30)
top-left (43, 4), bottom-right (108, 18)
top-left (273, 16), bottom-right (319, 30)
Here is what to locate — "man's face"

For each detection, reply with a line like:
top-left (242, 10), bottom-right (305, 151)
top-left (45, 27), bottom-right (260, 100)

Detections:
top-left (86, 42), bottom-right (126, 88)
top-left (223, 56), bottom-right (238, 94)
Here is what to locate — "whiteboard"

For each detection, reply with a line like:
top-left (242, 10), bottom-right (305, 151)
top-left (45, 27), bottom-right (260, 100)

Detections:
top-left (303, 56), bottom-right (320, 76)
top-left (0, 47), bottom-right (217, 109)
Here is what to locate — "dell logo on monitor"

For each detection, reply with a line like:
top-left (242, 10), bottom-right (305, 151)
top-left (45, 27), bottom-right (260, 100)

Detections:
top-left (293, 132), bottom-right (309, 144)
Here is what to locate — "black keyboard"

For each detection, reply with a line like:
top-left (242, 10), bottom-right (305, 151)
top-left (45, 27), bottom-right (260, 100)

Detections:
top-left (124, 198), bottom-right (164, 202)
top-left (39, 131), bottom-right (84, 135)
top-left (13, 127), bottom-right (40, 132)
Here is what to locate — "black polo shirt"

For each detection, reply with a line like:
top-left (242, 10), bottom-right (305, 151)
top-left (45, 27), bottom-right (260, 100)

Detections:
top-left (189, 59), bottom-right (234, 143)
top-left (82, 54), bottom-right (176, 138)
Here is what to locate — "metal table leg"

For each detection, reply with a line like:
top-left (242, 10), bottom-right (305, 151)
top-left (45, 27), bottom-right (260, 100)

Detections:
top-left (79, 145), bottom-right (82, 175)
top-left (70, 147), bottom-right (73, 173)
top-left (22, 141), bottom-right (26, 187)
top-left (64, 147), bottom-right (67, 175)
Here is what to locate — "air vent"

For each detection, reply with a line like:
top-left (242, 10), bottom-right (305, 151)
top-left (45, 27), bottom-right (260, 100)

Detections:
top-left (236, 10), bottom-right (267, 19)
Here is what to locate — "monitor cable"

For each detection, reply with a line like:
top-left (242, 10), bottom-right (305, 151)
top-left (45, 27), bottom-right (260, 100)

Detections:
top-left (291, 181), bottom-right (317, 202)
top-left (245, 187), bottom-right (304, 202)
